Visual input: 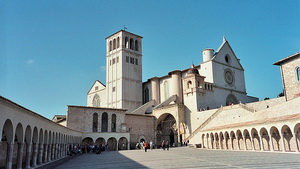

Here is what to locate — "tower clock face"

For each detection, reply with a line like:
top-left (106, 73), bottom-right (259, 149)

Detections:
top-left (224, 69), bottom-right (234, 85)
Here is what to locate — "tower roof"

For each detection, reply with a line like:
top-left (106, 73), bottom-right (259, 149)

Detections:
top-left (187, 64), bottom-right (199, 75)
top-left (105, 30), bottom-right (143, 39)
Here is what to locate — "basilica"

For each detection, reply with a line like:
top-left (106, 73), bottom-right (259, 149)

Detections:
top-left (0, 30), bottom-right (299, 169)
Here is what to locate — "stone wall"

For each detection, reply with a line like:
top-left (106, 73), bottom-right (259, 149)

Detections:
top-left (67, 106), bottom-right (126, 133)
top-left (125, 114), bottom-right (155, 148)
top-left (281, 56), bottom-right (300, 100)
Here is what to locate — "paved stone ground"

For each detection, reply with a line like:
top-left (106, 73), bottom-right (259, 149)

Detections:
top-left (45, 147), bottom-right (300, 169)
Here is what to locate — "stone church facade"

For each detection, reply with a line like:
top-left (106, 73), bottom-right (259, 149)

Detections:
top-left (1, 30), bottom-right (299, 169)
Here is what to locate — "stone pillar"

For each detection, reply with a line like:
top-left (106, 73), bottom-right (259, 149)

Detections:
top-left (43, 143), bottom-right (48, 163)
top-left (6, 142), bottom-right (14, 169)
top-left (250, 137), bottom-right (255, 151)
top-left (116, 142), bottom-right (119, 151)
top-left (229, 137), bottom-right (233, 150)
top-left (38, 143), bottom-right (44, 165)
top-left (269, 137), bottom-right (274, 152)
top-left (294, 133), bottom-right (299, 152)
top-left (16, 142), bottom-right (25, 169)
top-left (244, 138), bottom-right (247, 150)
top-left (259, 136), bottom-right (264, 151)
top-left (51, 144), bottom-right (55, 160)
top-left (32, 143), bottom-right (39, 167)
top-left (25, 143), bottom-right (32, 169)
top-left (281, 134), bottom-right (286, 152)
top-left (47, 144), bottom-right (52, 162)
top-left (54, 143), bottom-right (57, 159)
top-left (236, 138), bottom-right (240, 150)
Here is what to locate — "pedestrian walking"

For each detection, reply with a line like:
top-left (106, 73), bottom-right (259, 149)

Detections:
top-left (143, 141), bottom-right (148, 152)
top-left (161, 140), bottom-right (165, 150)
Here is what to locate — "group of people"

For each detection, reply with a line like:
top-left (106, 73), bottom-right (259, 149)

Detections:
top-left (161, 140), bottom-right (169, 150)
top-left (68, 144), bottom-right (106, 156)
top-left (136, 140), bottom-right (173, 152)
top-left (136, 140), bottom-right (154, 152)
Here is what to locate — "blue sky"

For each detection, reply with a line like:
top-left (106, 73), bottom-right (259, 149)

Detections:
top-left (1, 0), bottom-right (299, 119)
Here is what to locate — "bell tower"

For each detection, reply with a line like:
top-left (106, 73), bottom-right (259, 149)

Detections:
top-left (105, 30), bottom-right (143, 112)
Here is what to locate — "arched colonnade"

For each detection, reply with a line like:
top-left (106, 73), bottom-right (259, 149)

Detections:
top-left (201, 123), bottom-right (300, 153)
top-left (1, 119), bottom-right (82, 169)
top-left (81, 136), bottom-right (129, 151)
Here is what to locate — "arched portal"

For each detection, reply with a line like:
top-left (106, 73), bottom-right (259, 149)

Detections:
top-left (118, 137), bottom-right (128, 150)
top-left (156, 114), bottom-right (177, 147)
top-left (107, 137), bottom-right (117, 151)
top-left (95, 137), bottom-right (105, 147)
top-left (82, 137), bottom-right (94, 145)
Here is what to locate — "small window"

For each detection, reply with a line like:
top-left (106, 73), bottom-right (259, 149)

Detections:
top-left (135, 40), bottom-right (138, 51)
top-left (130, 57), bottom-right (134, 64)
top-left (95, 86), bottom-right (98, 90)
top-left (110, 60), bottom-right (112, 66)
top-left (112, 87), bottom-right (115, 92)
top-left (225, 54), bottom-right (231, 64)
top-left (135, 58), bottom-right (138, 65)
top-left (187, 81), bottom-right (192, 89)
top-left (126, 56), bottom-right (129, 63)
top-left (297, 67), bottom-right (300, 81)
top-left (117, 37), bottom-right (120, 48)
top-left (125, 37), bottom-right (129, 48)
top-left (113, 39), bottom-right (116, 50)
top-left (112, 58), bottom-right (115, 64)
top-left (109, 41), bottom-right (112, 51)
top-left (117, 57), bottom-right (119, 63)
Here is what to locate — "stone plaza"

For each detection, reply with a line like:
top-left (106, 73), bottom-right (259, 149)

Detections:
top-left (39, 147), bottom-right (300, 169)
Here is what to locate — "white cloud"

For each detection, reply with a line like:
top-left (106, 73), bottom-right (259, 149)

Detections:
top-left (100, 65), bottom-right (106, 72)
top-left (26, 59), bottom-right (34, 65)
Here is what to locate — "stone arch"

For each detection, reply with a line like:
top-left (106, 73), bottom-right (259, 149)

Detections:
top-left (102, 112), bottom-right (108, 132)
top-left (270, 126), bottom-right (281, 151)
top-left (224, 131), bottom-right (230, 150)
top-left (32, 127), bottom-right (38, 144)
top-left (236, 130), bottom-right (244, 150)
top-left (226, 93), bottom-right (238, 105)
top-left (2, 119), bottom-right (14, 143)
top-left (39, 128), bottom-right (43, 144)
top-left (251, 128), bottom-right (260, 150)
top-left (210, 133), bottom-right (214, 149)
top-left (129, 38), bottom-right (134, 50)
top-left (281, 125), bottom-right (294, 151)
top-left (215, 133), bottom-right (220, 149)
top-left (243, 129), bottom-right (251, 150)
top-left (107, 137), bottom-right (117, 151)
top-left (230, 131), bottom-right (237, 150)
top-left (260, 127), bottom-right (270, 151)
top-left (219, 132), bottom-right (224, 149)
top-left (187, 80), bottom-right (192, 89)
top-left (82, 137), bottom-right (94, 145)
top-left (118, 137), bottom-right (128, 150)
top-left (15, 123), bottom-right (23, 143)
top-left (156, 113), bottom-right (177, 147)
top-left (95, 137), bottom-right (105, 147)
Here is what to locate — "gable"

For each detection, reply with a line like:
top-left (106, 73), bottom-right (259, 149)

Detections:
top-left (87, 80), bottom-right (106, 94)
top-left (212, 40), bottom-right (244, 71)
